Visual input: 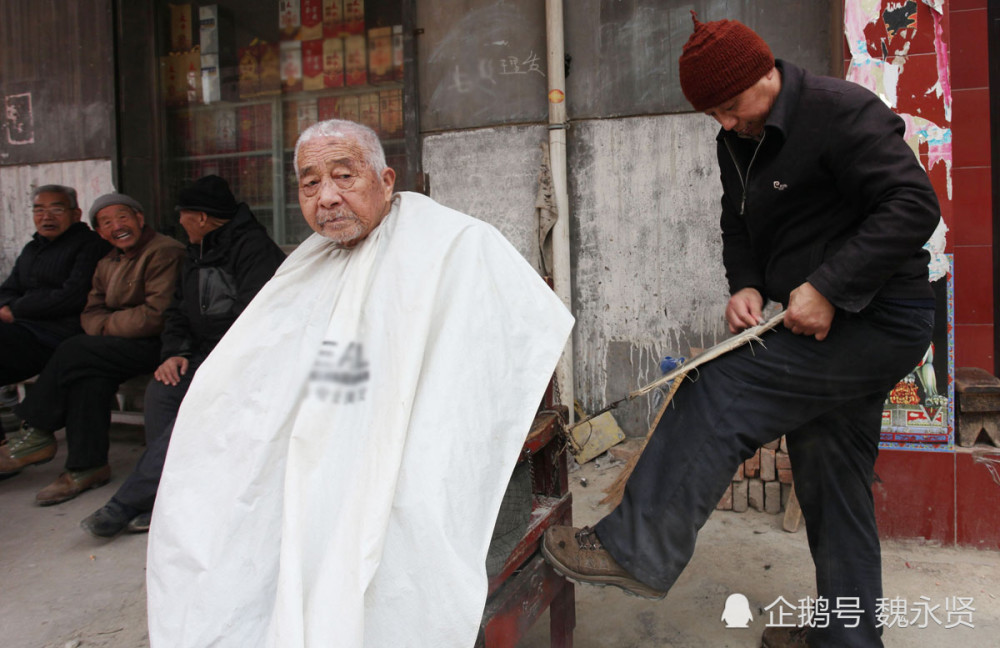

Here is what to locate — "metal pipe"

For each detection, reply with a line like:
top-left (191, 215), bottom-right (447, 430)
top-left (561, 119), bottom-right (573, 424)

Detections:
top-left (545, 0), bottom-right (575, 421)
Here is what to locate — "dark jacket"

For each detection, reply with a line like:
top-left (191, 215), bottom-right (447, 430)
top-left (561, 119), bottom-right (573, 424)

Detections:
top-left (160, 204), bottom-right (285, 361)
top-left (717, 60), bottom-right (940, 313)
top-left (82, 227), bottom-right (186, 338)
top-left (0, 222), bottom-right (110, 345)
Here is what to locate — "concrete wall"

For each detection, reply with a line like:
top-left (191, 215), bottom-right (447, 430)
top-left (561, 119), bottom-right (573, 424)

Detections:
top-left (424, 114), bottom-right (731, 435)
top-left (0, 160), bottom-right (115, 276)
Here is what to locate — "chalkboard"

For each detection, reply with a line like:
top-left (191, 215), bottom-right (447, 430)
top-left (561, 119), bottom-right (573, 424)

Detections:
top-left (419, 0), bottom-right (835, 131)
top-left (0, 0), bottom-right (115, 166)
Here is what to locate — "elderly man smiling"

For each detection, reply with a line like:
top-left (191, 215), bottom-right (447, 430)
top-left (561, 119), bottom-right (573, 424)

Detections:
top-left (9, 193), bottom-right (183, 505)
top-left (148, 120), bottom-right (574, 648)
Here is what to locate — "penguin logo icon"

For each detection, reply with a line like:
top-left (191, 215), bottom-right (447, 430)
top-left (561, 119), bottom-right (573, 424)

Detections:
top-left (721, 593), bottom-right (754, 628)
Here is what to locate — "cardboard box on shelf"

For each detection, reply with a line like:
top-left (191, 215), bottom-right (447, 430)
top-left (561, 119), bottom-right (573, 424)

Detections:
top-left (238, 46), bottom-right (260, 98)
top-left (379, 88), bottom-right (403, 139)
top-left (343, 0), bottom-right (364, 35)
top-left (169, 3), bottom-right (193, 52)
top-left (358, 92), bottom-right (379, 133)
top-left (322, 37), bottom-right (345, 88)
top-left (392, 24), bottom-right (404, 81)
top-left (302, 40), bottom-right (325, 91)
top-left (201, 54), bottom-right (221, 103)
top-left (259, 42), bottom-right (282, 96)
top-left (279, 0), bottom-right (301, 40)
top-left (344, 34), bottom-right (367, 86)
top-left (301, 0), bottom-right (323, 41)
top-left (323, 0), bottom-right (344, 37)
top-left (199, 5), bottom-right (220, 54)
top-left (280, 41), bottom-right (303, 93)
top-left (368, 27), bottom-right (393, 85)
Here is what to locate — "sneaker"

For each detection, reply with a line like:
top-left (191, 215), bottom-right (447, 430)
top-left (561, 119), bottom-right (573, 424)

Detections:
top-left (126, 511), bottom-right (152, 533)
top-left (541, 525), bottom-right (667, 599)
top-left (35, 465), bottom-right (111, 506)
top-left (0, 425), bottom-right (56, 476)
top-left (81, 500), bottom-right (137, 538)
top-left (761, 626), bottom-right (811, 648)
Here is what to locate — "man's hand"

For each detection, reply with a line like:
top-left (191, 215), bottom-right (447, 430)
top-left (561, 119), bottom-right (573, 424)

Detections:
top-left (784, 282), bottom-right (835, 341)
top-left (725, 287), bottom-right (764, 333)
top-left (0, 305), bottom-right (14, 324)
top-left (154, 356), bottom-right (189, 386)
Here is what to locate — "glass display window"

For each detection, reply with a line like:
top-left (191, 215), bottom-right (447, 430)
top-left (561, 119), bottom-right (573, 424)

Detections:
top-left (156, 0), bottom-right (407, 245)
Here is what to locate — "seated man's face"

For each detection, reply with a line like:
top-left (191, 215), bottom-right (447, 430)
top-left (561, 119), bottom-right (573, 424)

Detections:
top-left (95, 205), bottom-right (145, 252)
top-left (296, 136), bottom-right (395, 247)
top-left (32, 191), bottom-right (81, 241)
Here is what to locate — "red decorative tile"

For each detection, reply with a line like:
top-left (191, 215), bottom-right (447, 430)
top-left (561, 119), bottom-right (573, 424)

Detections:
top-left (955, 323), bottom-right (995, 372)
top-left (956, 449), bottom-right (1000, 549)
top-left (954, 246), bottom-right (994, 323)
top-left (894, 51), bottom-right (948, 125)
top-left (950, 0), bottom-right (987, 11)
top-left (952, 167), bottom-right (993, 246)
top-left (951, 9), bottom-right (989, 90)
top-left (952, 88), bottom-right (992, 167)
top-left (874, 448), bottom-right (954, 544)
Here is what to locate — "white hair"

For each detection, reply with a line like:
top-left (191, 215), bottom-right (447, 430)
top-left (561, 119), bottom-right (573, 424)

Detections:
top-left (293, 119), bottom-right (387, 179)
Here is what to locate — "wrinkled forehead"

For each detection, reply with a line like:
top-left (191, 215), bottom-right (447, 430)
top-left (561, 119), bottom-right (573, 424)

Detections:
top-left (297, 136), bottom-right (367, 175)
top-left (96, 205), bottom-right (138, 221)
top-left (34, 191), bottom-right (72, 206)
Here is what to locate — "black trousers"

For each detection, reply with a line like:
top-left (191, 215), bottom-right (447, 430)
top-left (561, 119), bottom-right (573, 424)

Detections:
top-left (0, 322), bottom-right (56, 385)
top-left (1, 322), bottom-right (60, 441)
top-left (15, 334), bottom-right (161, 471)
top-left (595, 301), bottom-right (933, 648)
top-left (113, 358), bottom-right (201, 512)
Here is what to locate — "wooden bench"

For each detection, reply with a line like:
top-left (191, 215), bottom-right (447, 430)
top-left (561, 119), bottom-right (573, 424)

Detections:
top-left (477, 406), bottom-right (575, 648)
top-left (955, 366), bottom-right (1000, 447)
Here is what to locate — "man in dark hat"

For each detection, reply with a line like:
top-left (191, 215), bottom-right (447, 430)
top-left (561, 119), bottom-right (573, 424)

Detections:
top-left (2, 193), bottom-right (185, 503)
top-left (541, 14), bottom-right (940, 648)
top-left (81, 175), bottom-right (285, 538)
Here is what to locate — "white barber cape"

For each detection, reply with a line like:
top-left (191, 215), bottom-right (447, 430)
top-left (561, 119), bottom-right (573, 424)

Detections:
top-left (147, 191), bottom-right (574, 648)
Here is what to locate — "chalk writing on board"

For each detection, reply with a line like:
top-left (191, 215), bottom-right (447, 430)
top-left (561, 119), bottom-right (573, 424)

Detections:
top-left (4, 93), bottom-right (35, 146)
top-left (499, 51), bottom-right (545, 76)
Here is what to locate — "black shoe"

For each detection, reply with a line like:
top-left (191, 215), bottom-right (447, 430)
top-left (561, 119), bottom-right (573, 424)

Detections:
top-left (127, 511), bottom-right (152, 533)
top-left (80, 500), bottom-right (136, 538)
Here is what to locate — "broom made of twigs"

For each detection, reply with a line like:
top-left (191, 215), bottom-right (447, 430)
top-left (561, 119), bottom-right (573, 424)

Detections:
top-left (567, 310), bottom-right (787, 508)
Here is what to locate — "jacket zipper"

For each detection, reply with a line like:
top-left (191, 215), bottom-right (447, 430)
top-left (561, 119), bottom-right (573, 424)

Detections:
top-left (724, 131), bottom-right (767, 216)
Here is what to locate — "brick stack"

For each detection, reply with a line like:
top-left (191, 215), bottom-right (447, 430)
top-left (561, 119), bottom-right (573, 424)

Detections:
top-left (716, 436), bottom-right (793, 514)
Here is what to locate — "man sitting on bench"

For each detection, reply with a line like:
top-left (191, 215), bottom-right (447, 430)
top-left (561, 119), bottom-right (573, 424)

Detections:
top-left (0, 185), bottom-right (109, 466)
top-left (81, 176), bottom-right (285, 537)
top-left (5, 193), bottom-right (183, 506)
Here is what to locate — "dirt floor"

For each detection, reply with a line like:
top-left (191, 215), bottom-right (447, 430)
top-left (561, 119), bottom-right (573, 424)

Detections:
top-left (2, 428), bottom-right (999, 648)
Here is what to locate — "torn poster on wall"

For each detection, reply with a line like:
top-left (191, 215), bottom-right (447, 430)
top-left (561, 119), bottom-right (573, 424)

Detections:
top-left (844, 0), bottom-right (953, 203)
top-left (4, 93), bottom-right (35, 146)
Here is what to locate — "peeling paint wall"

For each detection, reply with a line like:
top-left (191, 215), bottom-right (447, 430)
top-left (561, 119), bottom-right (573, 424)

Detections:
top-left (423, 114), bottom-right (730, 435)
top-left (0, 160), bottom-right (115, 276)
top-left (845, 0), bottom-right (953, 197)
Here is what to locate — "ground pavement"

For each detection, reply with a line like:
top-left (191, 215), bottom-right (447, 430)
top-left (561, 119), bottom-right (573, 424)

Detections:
top-left (2, 427), bottom-right (998, 648)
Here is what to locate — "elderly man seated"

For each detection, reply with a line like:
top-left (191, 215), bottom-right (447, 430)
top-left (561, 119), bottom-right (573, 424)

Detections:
top-left (147, 120), bottom-right (574, 647)
top-left (81, 175), bottom-right (285, 537)
top-left (0, 185), bottom-right (109, 468)
top-left (3, 193), bottom-right (184, 504)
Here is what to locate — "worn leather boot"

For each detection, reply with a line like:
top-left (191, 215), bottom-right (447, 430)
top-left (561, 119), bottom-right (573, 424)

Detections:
top-left (36, 465), bottom-right (111, 506)
top-left (541, 525), bottom-right (667, 599)
top-left (0, 425), bottom-right (56, 477)
top-left (81, 499), bottom-right (138, 538)
top-left (761, 625), bottom-right (811, 647)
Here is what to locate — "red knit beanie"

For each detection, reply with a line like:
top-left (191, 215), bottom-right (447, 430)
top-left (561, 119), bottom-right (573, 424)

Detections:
top-left (678, 11), bottom-right (775, 112)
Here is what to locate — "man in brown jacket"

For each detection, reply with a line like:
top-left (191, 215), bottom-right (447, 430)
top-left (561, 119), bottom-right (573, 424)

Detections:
top-left (2, 193), bottom-right (184, 506)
